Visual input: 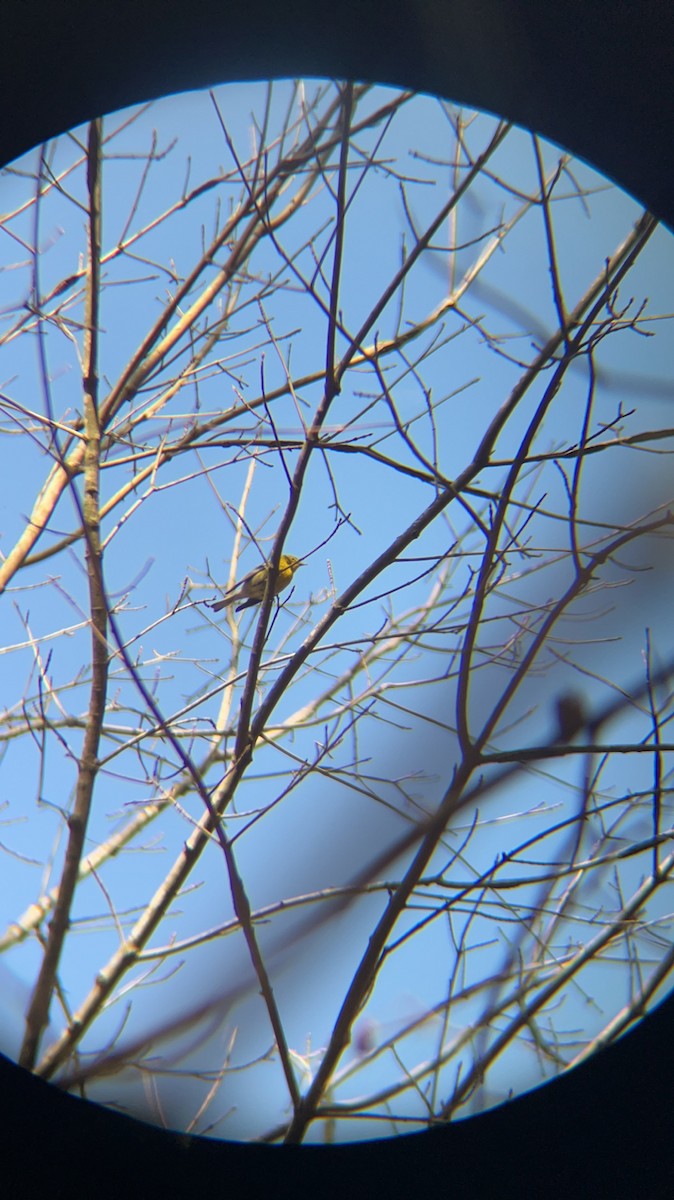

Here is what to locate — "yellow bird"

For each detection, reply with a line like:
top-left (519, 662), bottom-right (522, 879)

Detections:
top-left (210, 554), bottom-right (303, 613)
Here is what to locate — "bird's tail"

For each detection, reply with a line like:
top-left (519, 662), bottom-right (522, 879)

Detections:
top-left (210, 592), bottom-right (238, 612)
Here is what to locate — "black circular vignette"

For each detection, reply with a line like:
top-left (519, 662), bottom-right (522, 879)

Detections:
top-left (2, 2), bottom-right (673, 1197)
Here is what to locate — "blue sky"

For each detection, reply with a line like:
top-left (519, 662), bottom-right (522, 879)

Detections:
top-left (1, 80), bottom-right (673, 1141)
